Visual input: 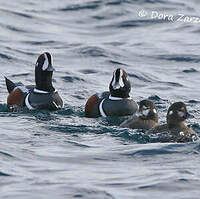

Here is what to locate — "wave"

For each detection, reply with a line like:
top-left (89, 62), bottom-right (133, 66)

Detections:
top-left (0, 53), bottom-right (12, 60)
top-left (0, 171), bottom-right (12, 176)
top-left (77, 46), bottom-right (108, 57)
top-left (58, 1), bottom-right (101, 12)
top-left (157, 54), bottom-right (200, 63)
top-left (0, 8), bottom-right (33, 19)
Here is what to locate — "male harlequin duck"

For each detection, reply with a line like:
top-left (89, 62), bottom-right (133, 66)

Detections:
top-left (5, 52), bottom-right (63, 111)
top-left (85, 68), bottom-right (138, 118)
top-left (148, 102), bottom-right (199, 142)
top-left (120, 99), bottom-right (159, 130)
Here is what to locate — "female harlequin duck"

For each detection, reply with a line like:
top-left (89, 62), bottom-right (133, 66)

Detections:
top-left (85, 68), bottom-right (138, 118)
top-left (5, 52), bottom-right (63, 111)
top-left (120, 99), bottom-right (159, 130)
top-left (148, 102), bottom-right (199, 142)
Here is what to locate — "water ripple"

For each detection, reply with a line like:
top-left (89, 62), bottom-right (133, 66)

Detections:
top-left (61, 76), bottom-right (85, 83)
top-left (158, 55), bottom-right (200, 63)
top-left (0, 171), bottom-right (12, 176)
top-left (0, 53), bottom-right (12, 60)
top-left (182, 68), bottom-right (198, 73)
top-left (59, 1), bottom-right (101, 12)
top-left (77, 46), bottom-right (108, 57)
top-left (0, 151), bottom-right (14, 158)
top-left (0, 8), bottom-right (33, 19)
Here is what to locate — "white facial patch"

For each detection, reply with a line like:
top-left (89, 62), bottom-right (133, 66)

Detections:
top-left (169, 110), bottom-right (173, 115)
top-left (179, 132), bottom-right (185, 136)
top-left (42, 53), bottom-right (49, 71)
top-left (112, 69), bottom-right (124, 90)
top-left (153, 109), bottom-right (157, 114)
top-left (178, 110), bottom-right (185, 118)
top-left (135, 111), bottom-right (142, 117)
top-left (143, 105), bottom-right (147, 109)
top-left (142, 109), bottom-right (150, 116)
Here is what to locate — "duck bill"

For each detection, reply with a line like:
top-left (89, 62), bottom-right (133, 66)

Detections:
top-left (47, 65), bottom-right (55, 72)
top-left (185, 112), bottom-right (192, 119)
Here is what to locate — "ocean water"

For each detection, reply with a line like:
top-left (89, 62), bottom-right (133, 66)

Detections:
top-left (0, 0), bottom-right (200, 198)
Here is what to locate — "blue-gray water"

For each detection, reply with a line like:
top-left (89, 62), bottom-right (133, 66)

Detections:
top-left (0, 0), bottom-right (200, 198)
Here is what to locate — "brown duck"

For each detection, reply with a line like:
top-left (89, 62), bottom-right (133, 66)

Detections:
top-left (120, 99), bottom-right (159, 130)
top-left (148, 102), bottom-right (198, 142)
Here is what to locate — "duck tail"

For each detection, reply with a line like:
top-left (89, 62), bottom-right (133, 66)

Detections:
top-left (5, 77), bottom-right (16, 93)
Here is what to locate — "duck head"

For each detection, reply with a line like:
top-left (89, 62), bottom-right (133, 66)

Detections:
top-left (109, 68), bottom-right (131, 98)
top-left (167, 102), bottom-right (189, 128)
top-left (35, 52), bottom-right (55, 92)
top-left (137, 100), bottom-right (158, 122)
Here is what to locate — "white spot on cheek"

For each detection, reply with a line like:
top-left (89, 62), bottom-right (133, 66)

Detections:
top-left (179, 132), bottom-right (184, 136)
top-left (42, 53), bottom-right (49, 71)
top-left (136, 111), bottom-right (142, 117)
top-left (142, 109), bottom-right (150, 116)
top-left (143, 105), bottom-right (147, 109)
top-left (178, 111), bottom-right (185, 118)
top-left (153, 109), bottom-right (157, 114)
top-left (169, 110), bottom-right (173, 115)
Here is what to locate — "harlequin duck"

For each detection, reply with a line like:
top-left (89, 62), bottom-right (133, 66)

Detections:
top-left (5, 52), bottom-right (63, 111)
top-left (85, 68), bottom-right (138, 118)
top-left (120, 99), bottom-right (159, 130)
top-left (148, 102), bottom-right (198, 142)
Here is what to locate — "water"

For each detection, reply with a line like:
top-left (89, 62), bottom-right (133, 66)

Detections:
top-left (0, 0), bottom-right (200, 198)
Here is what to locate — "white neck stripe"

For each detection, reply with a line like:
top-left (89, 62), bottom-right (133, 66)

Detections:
top-left (25, 94), bottom-right (35, 110)
top-left (109, 95), bottom-right (132, 101)
top-left (34, 88), bottom-right (49, 94)
top-left (99, 99), bottom-right (107, 117)
top-left (109, 95), bottom-right (123, 100)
